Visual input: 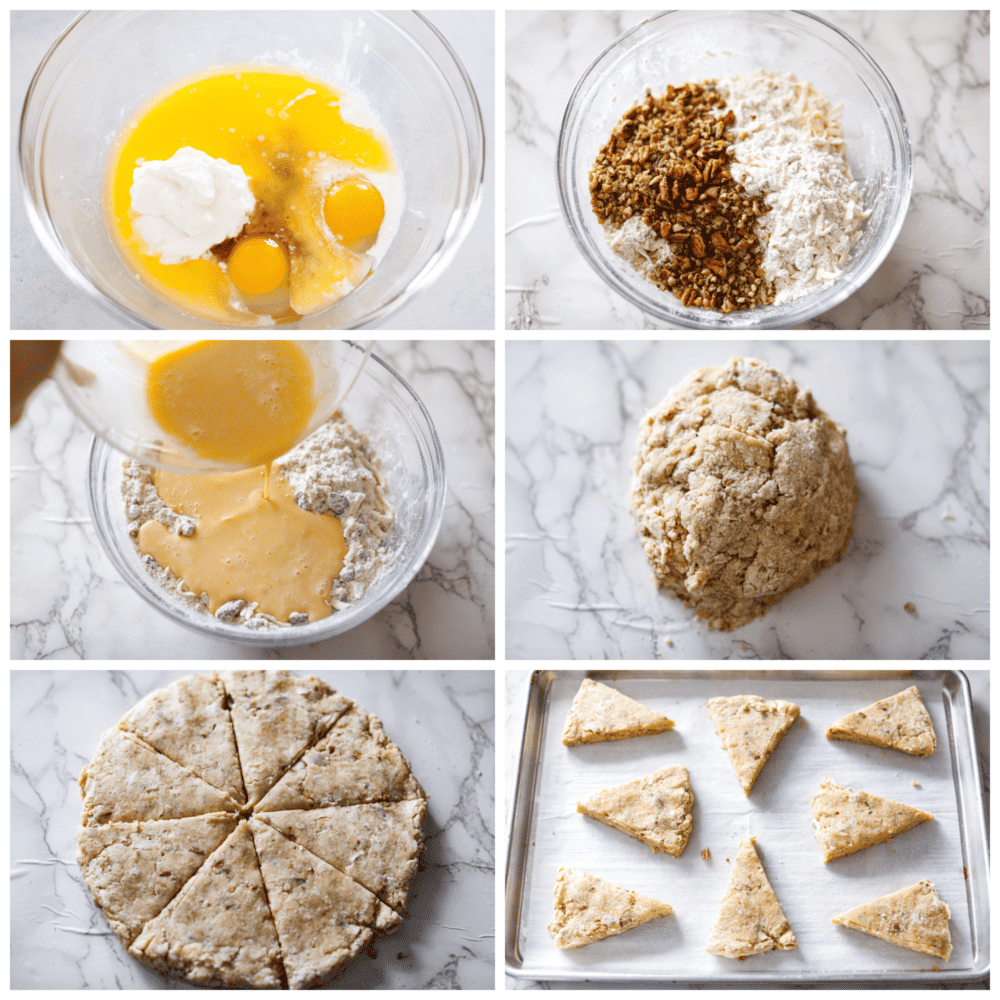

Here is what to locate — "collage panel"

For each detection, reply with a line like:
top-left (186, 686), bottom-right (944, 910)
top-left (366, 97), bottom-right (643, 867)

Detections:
top-left (506, 340), bottom-right (988, 660)
top-left (504, 668), bottom-right (989, 985)
top-left (506, 10), bottom-right (986, 330)
top-left (11, 339), bottom-right (494, 660)
top-left (14, 10), bottom-right (493, 329)
top-left (12, 668), bottom-right (495, 988)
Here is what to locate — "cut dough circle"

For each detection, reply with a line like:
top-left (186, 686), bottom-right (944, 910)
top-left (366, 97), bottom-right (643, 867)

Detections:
top-left (630, 357), bottom-right (857, 631)
top-left (76, 671), bottom-right (426, 989)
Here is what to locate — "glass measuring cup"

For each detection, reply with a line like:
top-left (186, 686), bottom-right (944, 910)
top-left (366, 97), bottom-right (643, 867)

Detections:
top-left (53, 339), bottom-right (372, 472)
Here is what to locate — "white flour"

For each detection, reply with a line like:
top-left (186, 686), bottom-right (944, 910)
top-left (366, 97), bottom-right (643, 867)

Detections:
top-left (122, 414), bottom-right (393, 629)
top-left (604, 72), bottom-right (868, 307)
top-left (715, 71), bottom-right (868, 305)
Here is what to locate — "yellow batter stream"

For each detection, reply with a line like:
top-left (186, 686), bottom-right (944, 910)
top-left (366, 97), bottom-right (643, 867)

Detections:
top-left (140, 340), bottom-right (346, 623)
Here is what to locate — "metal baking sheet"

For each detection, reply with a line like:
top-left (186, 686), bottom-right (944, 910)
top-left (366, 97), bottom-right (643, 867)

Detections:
top-left (505, 670), bottom-right (988, 983)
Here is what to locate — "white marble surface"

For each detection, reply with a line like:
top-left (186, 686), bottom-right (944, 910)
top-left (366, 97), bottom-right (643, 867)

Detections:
top-left (12, 10), bottom-right (494, 330)
top-left (506, 341), bottom-right (988, 660)
top-left (505, 10), bottom-right (988, 330)
top-left (503, 668), bottom-right (990, 989)
top-left (11, 341), bottom-right (495, 660)
top-left (11, 669), bottom-right (495, 989)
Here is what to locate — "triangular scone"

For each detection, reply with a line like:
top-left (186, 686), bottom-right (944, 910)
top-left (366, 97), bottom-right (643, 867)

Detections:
top-left (76, 814), bottom-right (238, 945)
top-left (129, 821), bottom-right (283, 989)
top-left (258, 799), bottom-right (426, 913)
top-left (811, 778), bottom-right (934, 862)
top-left (826, 686), bottom-right (936, 757)
top-left (547, 867), bottom-right (672, 949)
top-left (79, 729), bottom-right (241, 826)
top-left (562, 679), bottom-right (674, 745)
top-left (118, 673), bottom-right (246, 804)
top-left (833, 879), bottom-right (952, 960)
top-left (222, 671), bottom-right (353, 806)
top-left (576, 765), bottom-right (693, 856)
top-left (706, 839), bottom-right (797, 958)
top-left (255, 706), bottom-right (424, 812)
top-left (706, 695), bottom-right (800, 794)
top-left (250, 819), bottom-right (400, 989)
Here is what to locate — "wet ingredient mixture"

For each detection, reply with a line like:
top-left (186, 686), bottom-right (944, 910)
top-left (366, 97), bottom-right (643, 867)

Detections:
top-left (124, 341), bottom-right (392, 628)
top-left (107, 68), bottom-right (402, 326)
top-left (591, 72), bottom-right (867, 313)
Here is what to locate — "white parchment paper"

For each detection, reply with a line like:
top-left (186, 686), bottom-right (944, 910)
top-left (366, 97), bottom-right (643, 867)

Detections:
top-left (513, 673), bottom-right (976, 981)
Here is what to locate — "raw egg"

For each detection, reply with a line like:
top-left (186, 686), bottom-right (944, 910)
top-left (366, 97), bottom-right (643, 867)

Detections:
top-left (227, 237), bottom-right (287, 295)
top-left (324, 178), bottom-right (386, 250)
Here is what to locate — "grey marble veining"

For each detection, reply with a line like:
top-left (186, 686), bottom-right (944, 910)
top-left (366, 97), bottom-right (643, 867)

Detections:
top-left (10, 341), bottom-right (495, 660)
top-left (506, 340), bottom-right (988, 659)
top-left (12, 669), bottom-right (495, 989)
top-left (505, 10), bottom-right (988, 329)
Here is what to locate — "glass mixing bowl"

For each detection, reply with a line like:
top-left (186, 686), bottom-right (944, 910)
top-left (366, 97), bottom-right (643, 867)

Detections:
top-left (87, 347), bottom-right (446, 647)
top-left (55, 339), bottom-right (372, 473)
top-left (20, 10), bottom-right (484, 330)
top-left (557, 10), bottom-right (912, 329)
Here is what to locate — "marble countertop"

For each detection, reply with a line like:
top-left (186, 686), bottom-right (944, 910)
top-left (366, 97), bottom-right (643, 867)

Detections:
top-left (505, 10), bottom-right (988, 330)
top-left (11, 668), bottom-right (495, 989)
top-left (12, 340), bottom-right (495, 660)
top-left (506, 341), bottom-right (988, 660)
top-left (12, 10), bottom-right (494, 330)
top-left (503, 668), bottom-right (989, 989)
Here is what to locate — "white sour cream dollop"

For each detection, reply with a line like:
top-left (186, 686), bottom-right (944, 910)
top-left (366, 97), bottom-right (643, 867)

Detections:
top-left (130, 147), bottom-right (255, 264)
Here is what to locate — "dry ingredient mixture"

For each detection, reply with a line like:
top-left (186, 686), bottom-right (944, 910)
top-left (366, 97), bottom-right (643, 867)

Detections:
top-left (591, 71), bottom-right (868, 312)
top-left (123, 415), bottom-right (393, 628)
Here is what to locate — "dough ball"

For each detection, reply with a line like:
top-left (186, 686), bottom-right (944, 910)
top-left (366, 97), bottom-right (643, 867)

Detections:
top-left (630, 357), bottom-right (856, 631)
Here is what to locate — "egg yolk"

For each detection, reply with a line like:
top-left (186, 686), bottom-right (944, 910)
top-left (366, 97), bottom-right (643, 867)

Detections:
top-left (227, 238), bottom-right (287, 295)
top-left (324, 179), bottom-right (385, 248)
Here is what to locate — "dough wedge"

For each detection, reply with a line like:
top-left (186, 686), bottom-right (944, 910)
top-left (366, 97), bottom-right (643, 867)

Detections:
top-left (706, 839), bottom-right (797, 958)
top-left (258, 799), bottom-right (426, 913)
top-left (256, 705), bottom-right (423, 812)
top-left (548, 867), bottom-right (672, 949)
top-left (826, 686), bottom-right (936, 757)
top-left (118, 672), bottom-right (246, 804)
top-left (129, 821), bottom-right (283, 989)
top-left (576, 765), bottom-right (693, 856)
top-left (76, 814), bottom-right (238, 945)
top-left (79, 729), bottom-right (241, 826)
top-left (561, 679), bottom-right (674, 746)
top-left (833, 879), bottom-right (951, 960)
top-left (250, 819), bottom-right (399, 989)
top-left (706, 695), bottom-right (799, 794)
top-left (811, 778), bottom-right (934, 862)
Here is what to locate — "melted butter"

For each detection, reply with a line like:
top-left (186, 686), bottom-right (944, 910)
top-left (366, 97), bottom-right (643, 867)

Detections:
top-left (147, 340), bottom-right (315, 469)
top-left (140, 464), bottom-right (346, 623)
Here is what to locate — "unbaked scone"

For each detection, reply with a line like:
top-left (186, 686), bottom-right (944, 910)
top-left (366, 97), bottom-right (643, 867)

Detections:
top-left (706, 695), bottom-right (799, 795)
top-left (832, 879), bottom-right (952, 960)
top-left (811, 777), bottom-right (934, 862)
top-left (705, 838), bottom-right (796, 958)
top-left (561, 678), bottom-right (674, 746)
top-left (576, 765), bottom-right (693, 856)
top-left (826, 686), bottom-right (936, 757)
top-left (630, 357), bottom-right (857, 630)
top-left (547, 867), bottom-right (672, 949)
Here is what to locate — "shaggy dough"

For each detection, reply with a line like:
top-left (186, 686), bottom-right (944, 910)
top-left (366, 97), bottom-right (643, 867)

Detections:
top-left (630, 357), bottom-right (857, 630)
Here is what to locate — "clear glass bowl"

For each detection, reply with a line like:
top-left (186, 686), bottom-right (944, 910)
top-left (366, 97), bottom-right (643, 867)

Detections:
top-left (87, 346), bottom-right (446, 647)
top-left (20, 10), bottom-right (484, 330)
top-left (557, 10), bottom-right (912, 329)
top-left (56, 339), bottom-right (372, 473)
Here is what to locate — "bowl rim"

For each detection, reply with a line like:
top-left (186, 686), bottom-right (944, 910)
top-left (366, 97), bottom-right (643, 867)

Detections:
top-left (556, 9), bottom-right (913, 329)
top-left (19, 9), bottom-right (485, 331)
top-left (85, 349), bottom-right (447, 647)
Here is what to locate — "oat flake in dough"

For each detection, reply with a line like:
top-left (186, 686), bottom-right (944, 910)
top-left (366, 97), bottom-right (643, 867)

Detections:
top-left (122, 414), bottom-right (393, 628)
top-left (629, 357), bottom-right (857, 630)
